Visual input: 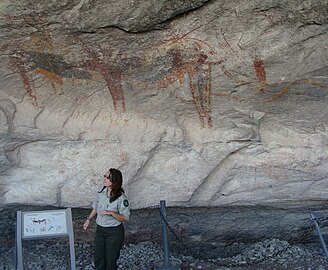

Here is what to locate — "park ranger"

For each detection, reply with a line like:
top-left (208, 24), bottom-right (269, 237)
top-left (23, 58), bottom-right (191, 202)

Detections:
top-left (83, 168), bottom-right (130, 270)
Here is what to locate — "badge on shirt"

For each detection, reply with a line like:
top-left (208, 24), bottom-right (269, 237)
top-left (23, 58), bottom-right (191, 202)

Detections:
top-left (123, 199), bottom-right (129, 207)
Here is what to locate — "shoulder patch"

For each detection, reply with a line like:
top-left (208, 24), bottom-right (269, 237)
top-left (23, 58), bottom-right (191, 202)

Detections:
top-left (123, 199), bottom-right (129, 207)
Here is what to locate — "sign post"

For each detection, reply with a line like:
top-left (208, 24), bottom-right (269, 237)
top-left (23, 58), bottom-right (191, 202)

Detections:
top-left (16, 208), bottom-right (76, 269)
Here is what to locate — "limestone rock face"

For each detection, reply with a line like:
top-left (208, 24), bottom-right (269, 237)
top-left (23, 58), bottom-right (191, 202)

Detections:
top-left (0, 0), bottom-right (328, 209)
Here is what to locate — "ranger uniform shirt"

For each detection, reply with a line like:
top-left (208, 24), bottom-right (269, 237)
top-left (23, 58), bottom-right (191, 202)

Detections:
top-left (92, 188), bottom-right (130, 227)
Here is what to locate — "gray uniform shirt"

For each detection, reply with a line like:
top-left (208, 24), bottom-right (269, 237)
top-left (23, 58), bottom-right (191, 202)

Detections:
top-left (92, 188), bottom-right (130, 227)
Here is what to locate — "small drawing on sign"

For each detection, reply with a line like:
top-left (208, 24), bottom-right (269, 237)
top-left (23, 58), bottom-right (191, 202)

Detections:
top-left (23, 211), bottom-right (67, 237)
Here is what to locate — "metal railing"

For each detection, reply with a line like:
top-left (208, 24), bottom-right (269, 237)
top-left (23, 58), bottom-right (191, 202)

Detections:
top-left (311, 213), bottom-right (328, 259)
top-left (152, 201), bottom-right (328, 269)
top-left (153, 200), bottom-right (181, 270)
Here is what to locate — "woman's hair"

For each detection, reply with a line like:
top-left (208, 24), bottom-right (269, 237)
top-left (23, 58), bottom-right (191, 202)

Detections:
top-left (99, 168), bottom-right (125, 203)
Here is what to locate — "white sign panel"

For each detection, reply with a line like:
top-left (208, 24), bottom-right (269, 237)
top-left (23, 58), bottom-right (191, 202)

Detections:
top-left (17, 208), bottom-right (76, 269)
top-left (23, 210), bottom-right (68, 237)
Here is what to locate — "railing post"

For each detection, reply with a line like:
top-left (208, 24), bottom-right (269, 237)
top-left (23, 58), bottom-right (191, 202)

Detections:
top-left (161, 200), bottom-right (170, 266)
top-left (311, 213), bottom-right (328, 259)
top-left (154, 200), bottom-right (181, 270)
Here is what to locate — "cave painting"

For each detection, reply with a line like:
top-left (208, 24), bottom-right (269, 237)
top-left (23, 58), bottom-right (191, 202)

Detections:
top-left (34, 68), bottom-right (64, 96)
top-left (8, 12), bottom-right (91, 107)
top-left (215, 28), bottom-right (328, 102)
top-left (9, 50), bottom-right (92, 107)
top-left (78, 41), bottom-right (126, 112)
top-left (216, 28), bottom-right (269, 94)
top-left (10, 35), bottom-right (325, 127)
top-left (8, 10), bottom-right (127, 113)
top-left (74, 35), bottom-right (219, 126)
top-left (6, 11), bottom-right (326, 127)
top-left (9, 51), bottom-right (38, 107)
top-left (6, 10), bottom-right (222, 127)
top-left (253, 56), bottom-right (267, 93)
top-left (12, 12), bottom-right (57, 105)
top-left (5, 10), bottom-right (296, 127)
top-left (148, 37), bottom-right (219, 128)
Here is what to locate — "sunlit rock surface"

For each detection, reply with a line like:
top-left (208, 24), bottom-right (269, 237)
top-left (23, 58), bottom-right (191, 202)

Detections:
top-left (0, 0), bottom-right (328, 209)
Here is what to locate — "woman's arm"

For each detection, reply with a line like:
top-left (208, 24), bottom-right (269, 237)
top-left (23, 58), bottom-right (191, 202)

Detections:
top-left (99, 210), bottom-right (128, 223)
top-left (83, 208), bottom-right (97, 230)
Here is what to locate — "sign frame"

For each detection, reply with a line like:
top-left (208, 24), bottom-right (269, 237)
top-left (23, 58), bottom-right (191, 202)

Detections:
top-left (16, 208), bottom-right (76, 270)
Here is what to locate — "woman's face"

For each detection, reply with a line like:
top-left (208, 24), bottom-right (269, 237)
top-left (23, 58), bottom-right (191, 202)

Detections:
top-left (103, 172), bottom-right (112, 188)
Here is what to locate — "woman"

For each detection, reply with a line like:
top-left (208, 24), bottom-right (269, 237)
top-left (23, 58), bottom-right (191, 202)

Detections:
top-left (83, 168), bottom-right (130, 270)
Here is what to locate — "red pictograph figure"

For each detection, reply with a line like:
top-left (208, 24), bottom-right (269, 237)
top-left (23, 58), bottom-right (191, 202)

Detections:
top-left (154, 37), bottom-right (218, 128)
top-left (9, 50), bottom-right (38, 107)
top-left (79, 42), bottom-right (126, 112)
top-left (253, 56), bottom-right (267, 93)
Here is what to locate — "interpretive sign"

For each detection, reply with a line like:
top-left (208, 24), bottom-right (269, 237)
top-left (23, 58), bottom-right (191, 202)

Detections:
top-left (16, 208), bottom-right (76, 269)
top-left (22, 210), bottom-right (68, 237)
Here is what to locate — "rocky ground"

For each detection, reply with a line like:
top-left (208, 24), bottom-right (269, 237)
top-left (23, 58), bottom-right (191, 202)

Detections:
top-left (1, 237), bottom-right (328, 269)
top-left (1, 205), bottom-right (328, 269)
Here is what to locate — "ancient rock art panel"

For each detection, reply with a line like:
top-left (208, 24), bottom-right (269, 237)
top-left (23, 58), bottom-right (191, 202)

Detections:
top-left (149, 37), bottom-right (220, 128)
top-left (216, 29), bottom-right (268, 93)
top-left (6, 11), bottom-right (93, 108)
top-left (9, 51), bottom-right (38, 107)
top-left (7, 12), bottom-right (65, 106)
top-left (22, 12), bottom-right (60, 99)
top-left (9, 50), bottom-right (92, 107)
top-left (6, 8), bottom-right (326, 127)
top-left (215, 29), bottom-right (328, 101)
top-left (78, 41), bottom-right (126, 112)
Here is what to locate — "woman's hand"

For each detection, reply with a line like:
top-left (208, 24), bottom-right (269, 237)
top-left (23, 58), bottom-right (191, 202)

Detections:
top-left (100, 210), bottom-right (113, 216)
top-left (83, 220), bottom-right (90, 230)
top-left (99, 210), bottom-right (127, 222)
top-left (83, 209), bottom-right (96, 230)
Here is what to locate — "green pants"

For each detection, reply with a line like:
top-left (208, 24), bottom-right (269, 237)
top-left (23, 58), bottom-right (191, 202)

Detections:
top-left (94, 224), bottom-right (124, 270)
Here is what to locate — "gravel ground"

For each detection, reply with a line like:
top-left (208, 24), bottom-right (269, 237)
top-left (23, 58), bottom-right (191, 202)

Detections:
top-left (1, 238), bottom-right (328, 270)
top-left (1, 205), bottom-right (328, 269)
